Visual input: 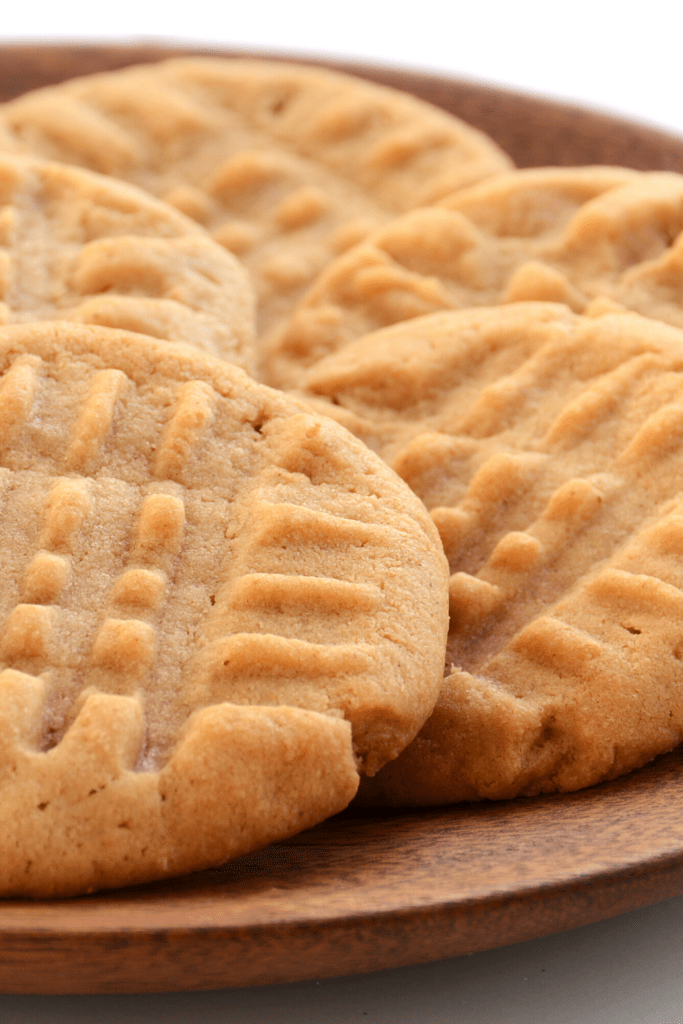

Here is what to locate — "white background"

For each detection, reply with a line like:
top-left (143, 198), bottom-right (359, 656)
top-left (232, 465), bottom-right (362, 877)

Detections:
top-left (3, 2), bottom-right (683, 1021)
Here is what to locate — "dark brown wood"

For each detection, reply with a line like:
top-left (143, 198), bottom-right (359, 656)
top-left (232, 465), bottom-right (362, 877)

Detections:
top-left (2, 41), bottom-right (683, 995)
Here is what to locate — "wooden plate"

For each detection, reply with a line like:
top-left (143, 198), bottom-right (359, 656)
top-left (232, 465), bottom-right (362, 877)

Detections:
top-left (2, 42), bottom-right (683, 996)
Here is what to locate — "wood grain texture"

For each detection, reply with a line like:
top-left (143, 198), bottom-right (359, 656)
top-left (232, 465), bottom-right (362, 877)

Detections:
top-left (2, 41), bottom-right (683, 995)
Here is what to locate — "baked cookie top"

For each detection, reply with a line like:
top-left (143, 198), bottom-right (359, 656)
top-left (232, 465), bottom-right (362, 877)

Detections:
top-left (0, 153), bottom-right (256, 372)
top-left (264, 165), bottom-right (683, 387)
top-left (0, 57), bottom-right (512, 338)
top-left (298, 302), bottom-right (683, 803)
top-left (0, 320), bottom-right (449, 895)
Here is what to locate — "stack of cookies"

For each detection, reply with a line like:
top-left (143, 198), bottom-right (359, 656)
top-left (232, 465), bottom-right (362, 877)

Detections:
top-left (0, 55), bottom-right (682, 897)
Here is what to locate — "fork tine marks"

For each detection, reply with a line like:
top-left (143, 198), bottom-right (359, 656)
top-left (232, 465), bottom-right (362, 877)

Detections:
top-left (0, 354), bottom-right (41, 452)
top-left (155, 381), bottom-right (217, 482)
top-left (227, 573), bottom-right (382, 613)
top-left (64, 369), bottom-right (128, 472)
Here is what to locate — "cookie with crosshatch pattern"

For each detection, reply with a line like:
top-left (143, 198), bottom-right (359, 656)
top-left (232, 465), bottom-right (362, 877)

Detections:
top-left (0, 152), bottom-right (256, 371)
top-left (0, 56), bottom-right (512, 341)
top-left (0, 320), bottom-right (448, 896)
top-left (263, 165), bottom-right (683, 387)
top-left (296, 301), bottom-right (683, 803)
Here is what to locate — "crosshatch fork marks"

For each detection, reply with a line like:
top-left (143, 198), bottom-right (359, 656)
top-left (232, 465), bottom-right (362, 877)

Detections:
top-left (0, 323), bottom-right (449, 789)
top-left (349, 306), bottom-right (683, 804)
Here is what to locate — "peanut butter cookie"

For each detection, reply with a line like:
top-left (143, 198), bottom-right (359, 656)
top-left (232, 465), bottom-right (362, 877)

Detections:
top-left (0, 321), bottom-right (448, 894)
top-left (0, 57), bottom-right (512, 339)
top-left (298, 302), bottom-right (683, 803)
top-left (0, 153), bottom-right (256, 370)
top-left (264, 166), bottom-right (683, 387)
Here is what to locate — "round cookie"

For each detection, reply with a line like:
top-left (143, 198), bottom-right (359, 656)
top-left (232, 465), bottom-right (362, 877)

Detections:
top-left (264, 165), bottom-right (683, 387)
top-left (297, 302), bottom-right (683, 803)
top-left (0, 153), bottom-right (256, 371)
top-left (0, 57), bottom-right (512, 339)
top-left (0, 320), bottom-right (449, 895)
